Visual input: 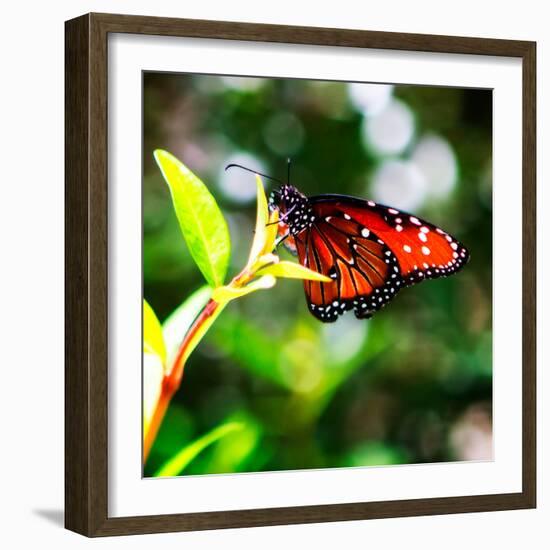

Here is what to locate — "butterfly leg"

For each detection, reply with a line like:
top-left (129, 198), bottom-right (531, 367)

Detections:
top-left (275, 233), bottom-right (290, 247)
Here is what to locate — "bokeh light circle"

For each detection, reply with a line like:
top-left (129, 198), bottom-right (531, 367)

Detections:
top-left (219, 76), bottom-right (265, 92)
top-left (411, 134), bottom-right (457, 200)
top-left (218, 152), bottom-right (266, 203)
top-left (370, 159), bottom-right (428, 212)
top-left (263, 111), bottom-right (305, 156)
top-left (348, 83), bottom-right (394, 117)
top-left (362, 98), bottom-right (415, 156)
top-left (323, 314), bottom-right (368, 364)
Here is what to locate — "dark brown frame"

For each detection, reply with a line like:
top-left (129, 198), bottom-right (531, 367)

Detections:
top-left (65, 12), bottom-right (537, 537)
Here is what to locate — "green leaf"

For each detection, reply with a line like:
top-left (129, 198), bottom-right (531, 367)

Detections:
top-left (154, 149), bottom-right (231, 287)
top-left (162, 285), bottom-right (212, 362)
top-left (211, 275), bottom-right (276, 303)
top-left (200, 412), bottom-right (262, 474)
top-left (154, 422), bottom-right (245, 477)
top-left (257, 261), bottom-right (332, 282)
top-left (143, 300), bottom-right (167, 365)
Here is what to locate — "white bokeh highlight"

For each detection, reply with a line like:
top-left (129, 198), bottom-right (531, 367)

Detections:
top-left (412, 134), bottom-right (458, 199)
top-left (219, 76), bottom-right (265, 92)
top-left (348, 83), bottom-right (394, 117)
top-left (218, 152), bottom-right (266, 203)
top-left (371, 159), bottom-right (428, 211)
top-left (322, 314), bottom-right (368, 364)
top-left (362, 98), bottom-right (415, 156)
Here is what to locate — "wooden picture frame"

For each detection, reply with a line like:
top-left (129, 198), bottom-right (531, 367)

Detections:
top-left (65, 12), bottom-right (536, 537)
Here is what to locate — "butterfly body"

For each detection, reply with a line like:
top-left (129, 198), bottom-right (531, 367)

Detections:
top-left (269, 185), bottom-right (470, 323)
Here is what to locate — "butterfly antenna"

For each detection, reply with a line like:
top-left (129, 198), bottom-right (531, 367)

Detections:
top-left (287, 157), bottom-right (291, 185)
top-left (225, 163), bottom-right (284, 186)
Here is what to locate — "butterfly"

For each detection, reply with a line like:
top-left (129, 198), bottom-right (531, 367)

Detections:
top-left (267, 184), bottom-right (470, 323)
top-left (225, 163), bottom-right (470, 323)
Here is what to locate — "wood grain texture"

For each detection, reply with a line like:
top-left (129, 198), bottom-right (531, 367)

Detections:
top-left (65, 12), bottom-right (537, 537)
top-left (521, 42), bottom-right (537, 509)
top-left (65, 14), bottom-right (91, 535)
top-left (92, 11), bottom-right (533, 56)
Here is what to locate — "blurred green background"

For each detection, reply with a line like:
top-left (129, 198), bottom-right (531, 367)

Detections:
top-left (143, 73), bottom-right (492, 477)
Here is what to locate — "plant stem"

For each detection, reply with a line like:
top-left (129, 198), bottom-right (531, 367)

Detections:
top-left (143, 298), bottom-right (225, 462)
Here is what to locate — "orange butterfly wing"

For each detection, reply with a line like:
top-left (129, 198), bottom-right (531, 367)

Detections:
top-left (311, 196), bottom-right (469, 281)
top-left (292, 196), bottom-right (469, 322)
top-left (294, 216), bottom-right (402, 322)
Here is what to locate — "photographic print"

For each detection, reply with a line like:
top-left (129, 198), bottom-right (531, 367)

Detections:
top-left (65, 13), bottom-right (536, 535)
top-left (142, 73), bottom-right (493, 478)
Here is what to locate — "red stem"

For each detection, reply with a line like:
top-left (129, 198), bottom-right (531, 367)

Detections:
top-left (143, 298), bottom-right (221, 462)
top-left (166, 299), bottom-right (220, 392)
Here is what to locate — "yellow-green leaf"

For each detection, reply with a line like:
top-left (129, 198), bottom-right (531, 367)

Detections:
top-left (143, 299), bottom-right (166, 365)
top-left (201, 412), bottom-right (262, 473)
top-left (262, 208), bottom-right (280, 256)
top-left (211, 275), bottom-right (276, 303)
top-left (154, 422), bottom-right (245, 477)
top-left (246, 175), bottom-right (269, 266)
top-left (257, 261), bottom-right (332, 282)
top-left (143, 352), bottom-right (164, 438)
top-left (154, 150), bottom-right (230, 288)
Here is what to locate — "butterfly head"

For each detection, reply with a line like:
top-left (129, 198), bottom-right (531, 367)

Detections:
top-left (269, 184), bottom-right (314, 235)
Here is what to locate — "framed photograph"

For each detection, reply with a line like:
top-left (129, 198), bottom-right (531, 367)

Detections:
top-left (65, 13), bottom-right (536, 537)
